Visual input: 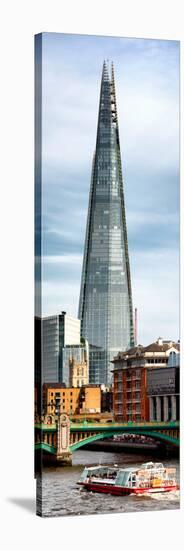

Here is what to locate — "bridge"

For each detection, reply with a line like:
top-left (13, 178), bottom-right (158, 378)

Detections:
top-left (35, 414), bottom-right (179, 465)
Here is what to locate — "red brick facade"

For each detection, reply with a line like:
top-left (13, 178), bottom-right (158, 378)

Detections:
top-left (113, 366), bottom-right (149, 422)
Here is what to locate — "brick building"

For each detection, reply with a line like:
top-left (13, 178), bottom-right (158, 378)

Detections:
top-left (43, 383), bottom-right (101, 416)
top-left (112, 338), bottom-right (179, 422)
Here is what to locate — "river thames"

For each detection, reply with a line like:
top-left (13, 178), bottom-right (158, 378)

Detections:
top-left (40, 450), bottom-right (180, 517)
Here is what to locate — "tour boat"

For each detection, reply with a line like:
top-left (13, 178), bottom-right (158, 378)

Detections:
top-left (77, 462), bottom-right (179, 495)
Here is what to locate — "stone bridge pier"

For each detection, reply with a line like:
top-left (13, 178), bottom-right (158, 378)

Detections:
top-left (56, 413), bottom-right (72, 465)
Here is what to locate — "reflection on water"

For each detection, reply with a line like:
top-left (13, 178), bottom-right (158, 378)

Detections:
top-left (41, 450), bottom-right (180, 517)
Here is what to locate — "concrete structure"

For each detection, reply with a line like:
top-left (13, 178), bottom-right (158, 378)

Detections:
top-left (147, 364), bottom-right (180, 422)
top-left (43, 383), bottom-right (101, 416)
top-left (112, 338), bottom-right (180, 422)
top-left (78, 61), bottom-right (134, 385)
top-left (35, 412), bottom-right (72, 469)
top-left (62, 339), bottom-right (89, 387)
top-left (42, 311), bottom-right (80, 383)
top-left (68, 357), bottom-right (88, 388)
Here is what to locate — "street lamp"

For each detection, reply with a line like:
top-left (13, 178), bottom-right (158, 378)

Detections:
top-left (55, 396), bottom-right (61, 420)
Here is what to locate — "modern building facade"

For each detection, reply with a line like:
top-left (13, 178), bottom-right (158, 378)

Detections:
top-left (112, 338), bottom-right (180, 422)
top-left (42, 311), bottom-right (80, 383)
top-left (147, 360), bottom-right (180, 422)
top-left (78, 61), bottom-right (134, 385)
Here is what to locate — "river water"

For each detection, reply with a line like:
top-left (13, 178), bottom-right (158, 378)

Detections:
top-left (41, 450), bottom-right (180, 517)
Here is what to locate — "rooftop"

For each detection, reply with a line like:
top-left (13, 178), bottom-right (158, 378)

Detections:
top-left (112, 338), bottom-right (180, 364)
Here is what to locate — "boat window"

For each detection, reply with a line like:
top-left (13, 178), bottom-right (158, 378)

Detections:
top-left (131, 474), bottom-right (136, 486)
top-left (80, 468), bottom-right (89, 481)
top-left (116, 471), bottom-right (130, 486)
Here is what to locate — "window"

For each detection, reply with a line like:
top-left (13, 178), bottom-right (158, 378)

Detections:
top-left (63, 392), bottom-right (65, 396)
top-left (70, 392), bottom-right (73, 396)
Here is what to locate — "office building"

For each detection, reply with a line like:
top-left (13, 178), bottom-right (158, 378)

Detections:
top-left (42, 311), bottom-right (80, 383)
top-left (147, 354), bottom-right (180, 421)
top-left (78, 61), bottom-right (134, 385)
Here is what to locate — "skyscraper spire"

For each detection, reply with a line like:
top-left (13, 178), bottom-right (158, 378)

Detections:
top-left (78, 62), bottom-right (134, 384)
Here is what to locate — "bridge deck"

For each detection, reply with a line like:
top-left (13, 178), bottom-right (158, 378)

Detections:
top-left (35, 421), bottom-right (179, 432)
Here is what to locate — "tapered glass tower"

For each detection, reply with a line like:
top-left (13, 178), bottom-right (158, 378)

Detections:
top-left (78, 61), bottom-right (134, 384)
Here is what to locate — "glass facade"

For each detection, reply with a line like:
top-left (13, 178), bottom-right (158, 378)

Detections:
top-left (79, 61), bottom-right (134, 385)
top-left (42, 316), bottom-right (59, 383)
top-left (42, 313), bottom-right (81, 383)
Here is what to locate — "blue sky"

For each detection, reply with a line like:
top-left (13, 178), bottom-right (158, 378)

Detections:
top-left (40, 33), bottom-right (179, 344)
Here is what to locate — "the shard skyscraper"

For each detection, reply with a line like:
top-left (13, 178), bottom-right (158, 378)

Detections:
top-left (78, 61), bottom-right (134, 385)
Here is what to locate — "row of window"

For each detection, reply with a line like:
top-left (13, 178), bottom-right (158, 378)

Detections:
top-left (50, 405), bottom-right (73, 411)
top-left (50, 398), bottom-right (73, 404)
top-left (50, 391), bottom-right (73, 397)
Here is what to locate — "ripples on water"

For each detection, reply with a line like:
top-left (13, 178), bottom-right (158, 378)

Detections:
top-left (41, 450), bottom-right (180, 517)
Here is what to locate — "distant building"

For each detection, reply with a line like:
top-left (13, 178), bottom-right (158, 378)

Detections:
top-left (147, 356), bottom-right (180, 421)
top-left (35, 316), bottom-right (42, 415)
top-left (101, 385), bottom-right (113, 412)
top-left (62, 339), bottom-right (89, 387)
top-left (78, 61), bottom-right (134, 386)
top-left (43, 383), bottom-right (101, 415)
top-left (112, 338), bottom-right (180, 422)
top-left (79, 385), bottom-right (101, 414)
top-left (42, 311), bottom-right (80, 383)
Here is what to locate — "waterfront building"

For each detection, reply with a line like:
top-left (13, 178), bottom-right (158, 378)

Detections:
top-left (112, 338), bottom-right (179, 422)
top-left (79, 385), bottom-right (101, 414)
top-left (78, 61), bottom-right (134, 385)
top-left (147, 357), bottom-right (180, 422)
top-left (43, 383), bottom-right (101, 415)
top-left (62, 339), bottom-right (89, 387)
top-left (42, 311), bottom-right (80, 383)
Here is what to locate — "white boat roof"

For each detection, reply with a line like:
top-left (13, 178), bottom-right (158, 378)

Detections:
top-left (119, 468), bottom-right (137, 473)
top-left (85, 465), bottom-right (111, 470)
top-left (84, 463), bottom-right (166, 473)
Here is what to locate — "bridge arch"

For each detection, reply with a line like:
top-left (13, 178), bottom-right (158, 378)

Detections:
top-left (35, 442), bottom-right (56, 454)
top-left (69, 430), bottom-right (179, 452)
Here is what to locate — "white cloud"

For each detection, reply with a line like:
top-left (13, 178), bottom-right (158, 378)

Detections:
top-left (42, 281), bottom-right (80, 318)
top-left (42, 38), bottom-right (179, 176)
top-left (43, 253), bottom-right (83, 265)
top-left (131, 249), bottom-right (179, 344)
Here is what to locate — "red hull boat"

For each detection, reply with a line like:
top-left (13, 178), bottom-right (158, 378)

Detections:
top-left (77, 462), bottom-right (179, 496)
